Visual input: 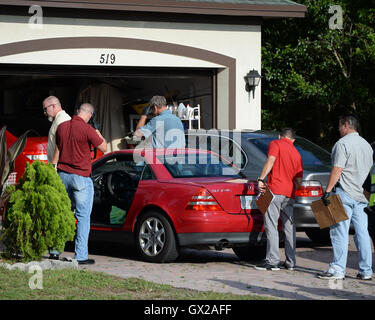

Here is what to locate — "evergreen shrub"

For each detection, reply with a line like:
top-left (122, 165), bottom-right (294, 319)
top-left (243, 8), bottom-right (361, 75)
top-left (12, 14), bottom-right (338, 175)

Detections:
top-left (2, 160), bottom-right (76, 261)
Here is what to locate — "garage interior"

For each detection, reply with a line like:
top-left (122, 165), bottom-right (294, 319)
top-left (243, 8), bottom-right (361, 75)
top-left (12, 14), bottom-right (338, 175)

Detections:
top-left (0, 64), bottom-right (214, 151)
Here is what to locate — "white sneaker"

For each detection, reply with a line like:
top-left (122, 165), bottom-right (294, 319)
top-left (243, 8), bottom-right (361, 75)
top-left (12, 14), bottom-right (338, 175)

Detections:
top-left (254, 262), bottom-right (280, 271)
top-left (317, 271), bottom-right (345, 280)
top-left (356, 273), bottom-right (372, 280)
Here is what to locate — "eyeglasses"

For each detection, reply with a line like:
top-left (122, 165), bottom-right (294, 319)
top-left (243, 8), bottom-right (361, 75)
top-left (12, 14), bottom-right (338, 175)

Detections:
top-left (43, 104), bottom-right (54, 112)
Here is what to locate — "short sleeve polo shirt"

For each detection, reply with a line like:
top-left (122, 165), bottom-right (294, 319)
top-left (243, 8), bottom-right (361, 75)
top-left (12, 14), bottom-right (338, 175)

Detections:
top-left (47, 110), bottom-right (71, 163)
top-left (331, 132), bottom-right (373, 203)
top-left (267, 138), bottom-right (303, 198)
top-left (56, 115), bottom-right (103, 177)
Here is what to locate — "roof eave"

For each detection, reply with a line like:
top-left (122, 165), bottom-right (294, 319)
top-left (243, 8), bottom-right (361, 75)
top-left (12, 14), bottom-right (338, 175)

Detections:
top-left (0, 1), bottom-right (306, 18)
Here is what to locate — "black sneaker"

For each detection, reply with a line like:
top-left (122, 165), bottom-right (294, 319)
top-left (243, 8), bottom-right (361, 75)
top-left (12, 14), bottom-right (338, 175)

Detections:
top-left (317, 271), bottom-right (345, 280)
top-left (356, 273), bottom-right (372, 281)
top-left (254, 262), bottom-right (280, 271)
top-left (49, 254), bottom-right (60, 260)
top-left (77, 259), bottom-right (95, 265)
top-left (278, 262), bottom-right (295, 271)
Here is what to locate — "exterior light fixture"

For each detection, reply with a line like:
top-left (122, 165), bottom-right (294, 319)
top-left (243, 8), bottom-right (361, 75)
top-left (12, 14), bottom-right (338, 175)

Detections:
top-left (244, 69), bottom-right (261, 99)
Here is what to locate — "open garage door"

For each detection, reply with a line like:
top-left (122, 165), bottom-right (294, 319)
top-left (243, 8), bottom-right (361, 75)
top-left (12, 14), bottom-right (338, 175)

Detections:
top-left (0, 64), bottom-right (214, 152)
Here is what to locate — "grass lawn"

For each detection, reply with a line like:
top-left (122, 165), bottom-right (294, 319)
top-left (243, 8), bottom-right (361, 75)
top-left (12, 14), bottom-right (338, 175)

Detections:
top-left (0, 267), bottom-right (273, 300)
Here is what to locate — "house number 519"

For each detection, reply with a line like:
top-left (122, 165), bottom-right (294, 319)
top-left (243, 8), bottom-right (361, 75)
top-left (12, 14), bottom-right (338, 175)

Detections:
top-left (99, 53), bottom-right (116, 64)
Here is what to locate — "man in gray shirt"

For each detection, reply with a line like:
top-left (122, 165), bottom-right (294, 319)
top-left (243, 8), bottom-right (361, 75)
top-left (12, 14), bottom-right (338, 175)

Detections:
top-left (317, 115), bottom-right (373, 281)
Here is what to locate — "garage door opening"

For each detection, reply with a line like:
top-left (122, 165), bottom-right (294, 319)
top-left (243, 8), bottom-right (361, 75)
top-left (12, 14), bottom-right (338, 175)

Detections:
top-left (0, 64), bottom-right (214, 151)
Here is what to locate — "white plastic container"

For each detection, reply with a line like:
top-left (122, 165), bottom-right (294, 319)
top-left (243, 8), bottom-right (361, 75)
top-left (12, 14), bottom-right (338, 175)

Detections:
top-left (177, 103), bottom-right (186, 118)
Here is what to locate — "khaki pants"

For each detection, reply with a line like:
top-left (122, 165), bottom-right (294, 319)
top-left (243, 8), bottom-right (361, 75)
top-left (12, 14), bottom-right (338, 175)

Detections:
top-left (264, 195), bottom-right (296, 267)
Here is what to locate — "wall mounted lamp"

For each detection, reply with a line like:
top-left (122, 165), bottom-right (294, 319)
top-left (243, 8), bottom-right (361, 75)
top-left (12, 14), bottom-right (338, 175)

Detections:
top-left (244, 69), bottom-right (261, 99)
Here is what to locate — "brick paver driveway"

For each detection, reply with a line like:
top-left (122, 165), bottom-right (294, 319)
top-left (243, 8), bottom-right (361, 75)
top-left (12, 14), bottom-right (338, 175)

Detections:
top-left (65, 232), bottom-right (375, 300)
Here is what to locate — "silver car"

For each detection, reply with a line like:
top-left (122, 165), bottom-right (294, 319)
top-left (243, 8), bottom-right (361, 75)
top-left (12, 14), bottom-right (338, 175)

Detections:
top-left (185, 129), bottom-right (332, 246)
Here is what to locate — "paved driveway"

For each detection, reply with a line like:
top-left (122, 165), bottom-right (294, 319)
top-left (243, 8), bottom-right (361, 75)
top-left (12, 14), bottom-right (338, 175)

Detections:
top-left (65, 232), bottom-right (375, 300)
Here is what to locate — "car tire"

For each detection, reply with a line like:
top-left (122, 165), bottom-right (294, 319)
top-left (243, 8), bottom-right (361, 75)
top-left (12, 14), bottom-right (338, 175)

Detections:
top-left (305, 228), bottom-right (331, 245)
top-left (232, 245), bottom-right (266, 261)
top-left (135, 211), bottom-right (179, 263)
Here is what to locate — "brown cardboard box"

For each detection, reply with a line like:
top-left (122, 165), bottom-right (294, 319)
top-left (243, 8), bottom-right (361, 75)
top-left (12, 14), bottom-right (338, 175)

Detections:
top-left (310, 194), bottom-right (348, 229)
top-left (256, 185), bottom-right (274, 215)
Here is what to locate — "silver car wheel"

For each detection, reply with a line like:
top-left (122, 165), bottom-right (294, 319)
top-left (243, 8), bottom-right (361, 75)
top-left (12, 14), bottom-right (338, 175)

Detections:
top-left (139, 217), bottom-right (165, 257)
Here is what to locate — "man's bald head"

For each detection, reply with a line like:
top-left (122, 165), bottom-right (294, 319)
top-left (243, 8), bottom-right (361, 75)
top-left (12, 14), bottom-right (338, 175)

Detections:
top-left (77, 103), bottom-right (94, 123)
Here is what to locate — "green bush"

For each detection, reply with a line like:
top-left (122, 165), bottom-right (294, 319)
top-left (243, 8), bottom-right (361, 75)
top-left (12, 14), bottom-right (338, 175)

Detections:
top-left (2, 160), bottom-right (76, 261)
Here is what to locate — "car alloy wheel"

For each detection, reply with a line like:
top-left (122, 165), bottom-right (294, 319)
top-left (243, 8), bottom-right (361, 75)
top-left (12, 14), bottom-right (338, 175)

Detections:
top-left (139, 217), bottom-right (166, 257)
top-left (135, 211), bottom-right (179, 263)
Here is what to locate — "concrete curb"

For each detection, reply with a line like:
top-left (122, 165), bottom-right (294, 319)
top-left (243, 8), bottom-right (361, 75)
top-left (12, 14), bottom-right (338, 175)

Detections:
top-left (0, 257), bottom-right (79, 272)
top-left (0, 222), bottom-right (78, 272)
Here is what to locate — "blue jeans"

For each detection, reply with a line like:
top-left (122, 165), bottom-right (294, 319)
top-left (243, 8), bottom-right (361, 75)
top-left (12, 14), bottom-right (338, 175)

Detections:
top-left (328, 187), bottom-right (373, 277)
top-left (59, 171), bottom-right (94, 261)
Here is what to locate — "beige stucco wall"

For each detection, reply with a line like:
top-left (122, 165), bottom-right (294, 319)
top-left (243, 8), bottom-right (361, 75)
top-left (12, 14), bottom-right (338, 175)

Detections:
top-left (0, 14), bottom-right (261, 130)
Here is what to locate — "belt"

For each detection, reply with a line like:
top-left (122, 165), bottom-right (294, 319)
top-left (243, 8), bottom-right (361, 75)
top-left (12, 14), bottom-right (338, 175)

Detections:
top-left (57, 169), bottom-right (92, 178)
top-left (333, 182), bottom-right (342, 192)
top-left (57, 169), bottom-right (69, 174)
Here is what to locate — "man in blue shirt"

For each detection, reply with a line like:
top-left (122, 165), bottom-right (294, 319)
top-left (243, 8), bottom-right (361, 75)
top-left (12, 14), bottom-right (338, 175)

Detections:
top-left (135, 95), bottom-right (185, 149)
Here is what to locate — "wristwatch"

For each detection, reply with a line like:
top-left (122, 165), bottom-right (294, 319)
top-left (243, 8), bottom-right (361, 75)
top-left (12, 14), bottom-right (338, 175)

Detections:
top-left (257, 178), bottom-right (265, 183)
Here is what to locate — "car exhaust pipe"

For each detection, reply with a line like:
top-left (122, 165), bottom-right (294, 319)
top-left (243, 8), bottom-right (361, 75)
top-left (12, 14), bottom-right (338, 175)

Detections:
top-left (215, 239), bottom-right (229, 250)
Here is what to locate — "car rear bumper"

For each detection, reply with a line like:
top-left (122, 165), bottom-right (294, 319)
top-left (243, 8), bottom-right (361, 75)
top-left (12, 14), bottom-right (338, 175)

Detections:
top-left (293, 201), bottom-right (320, 229)
top-left (177, 231), bottom-right (267, 247)
top-left (176, 211), bottom-right (266, 233)
top-left (293, 201), bottom-right (355, 232)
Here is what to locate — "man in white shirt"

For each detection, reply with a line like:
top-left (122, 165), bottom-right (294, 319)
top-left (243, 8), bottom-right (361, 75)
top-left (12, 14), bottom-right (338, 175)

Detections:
top-left (42, 96), bottom-right (71, 166)
top-left (42, 95), bottom-right (71, 260)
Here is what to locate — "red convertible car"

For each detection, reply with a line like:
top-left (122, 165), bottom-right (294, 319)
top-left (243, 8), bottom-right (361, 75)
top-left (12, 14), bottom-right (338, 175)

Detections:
top-left (89, 148), bottom-right (271, 263)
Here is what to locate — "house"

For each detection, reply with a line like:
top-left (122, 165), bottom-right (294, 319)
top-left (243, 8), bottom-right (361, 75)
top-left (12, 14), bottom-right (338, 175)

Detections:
top-left (0, 0), bottom-right (306, 151)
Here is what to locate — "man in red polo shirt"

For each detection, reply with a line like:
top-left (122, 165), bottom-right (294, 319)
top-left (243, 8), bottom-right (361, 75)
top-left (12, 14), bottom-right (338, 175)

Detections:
top-left (56, 103), bottom-right (107, 265)
top-left (255, 128), bottom-right (303, 271)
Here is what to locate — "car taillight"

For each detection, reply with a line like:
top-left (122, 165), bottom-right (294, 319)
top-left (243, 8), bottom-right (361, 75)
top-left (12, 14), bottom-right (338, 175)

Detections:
top-left (185, 188), bottom-right (222, 211)
top-left (25, 154), bottom-right (48, 161)
top-left (4, 172), bottom-right (17, 186)
top-left (295, 181), bottom-right (323, 197)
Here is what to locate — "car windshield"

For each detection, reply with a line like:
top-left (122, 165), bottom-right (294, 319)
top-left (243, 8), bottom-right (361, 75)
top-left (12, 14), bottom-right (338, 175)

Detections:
top-left (158, 152), bottom-right (243, 178)
top-left (247, 137), bottom-right (331, 167)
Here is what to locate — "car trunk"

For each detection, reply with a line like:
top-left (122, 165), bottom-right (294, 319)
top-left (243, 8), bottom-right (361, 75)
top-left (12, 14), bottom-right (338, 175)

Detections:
top-left (165, 177), bottom-right (259, 214)
top-left (303, 170), bottom-right (330, 190)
